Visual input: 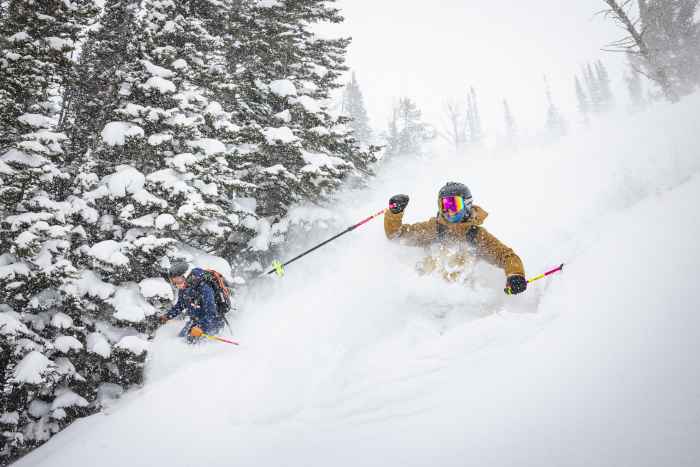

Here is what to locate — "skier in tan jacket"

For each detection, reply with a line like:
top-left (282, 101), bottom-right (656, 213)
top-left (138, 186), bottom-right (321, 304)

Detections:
top-left (385, 182), bottom-right (528, 294)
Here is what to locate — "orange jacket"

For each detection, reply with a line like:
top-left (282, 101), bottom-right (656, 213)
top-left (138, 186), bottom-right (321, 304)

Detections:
top-left (384, 205), bottom-right (525, 281)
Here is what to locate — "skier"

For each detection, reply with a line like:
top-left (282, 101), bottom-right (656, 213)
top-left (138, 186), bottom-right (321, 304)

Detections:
top-left (161, 261), bottom-right (225, 341)
top-left (385, 182), bottom-right (528, 294)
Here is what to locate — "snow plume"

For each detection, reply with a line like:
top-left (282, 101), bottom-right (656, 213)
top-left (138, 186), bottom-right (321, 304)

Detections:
top-left (12, 91), bottom-right (700, 467)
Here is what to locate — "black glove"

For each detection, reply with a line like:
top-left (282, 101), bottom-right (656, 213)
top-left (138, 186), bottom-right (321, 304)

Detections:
top-left (505, 275), bottom-right (527, 295)
top-left (389, 194), bottom-right (409, 214)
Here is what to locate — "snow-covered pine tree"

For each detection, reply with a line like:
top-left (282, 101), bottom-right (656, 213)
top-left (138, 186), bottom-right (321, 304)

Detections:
top-left (595, 60), bottom-right (615, 110)
top-left (601, 0), bottom-right (699, 101)
top-left (6, 3), bottom-right (239, 459)
top-left (503, 99), bottom-right (516, 145)
top-left (584, 63), bottom-right (603, 114)
top-left (574, 75), bottom-right (591, 126)
top-left (0, 0), bottom-right (97, 151)
top-left (4, 0), bottom-right (378, 459)
top-left (466, 87), bottom-right (483, 145)
top-left (0, 0), bottom-right (103, 462)
top-left (60, 3), bottom-right (253, 454)
top-left (214, 0), bottom-right (377, 265)
top-left (69, 0), bottom-right (240, 330)
top-left (63, 0), bottom-right (143, 161)
top-left (385, 106), bottom-right (400, 156)
top-left (341, 71), bottom-right (372, 146)
top-left (625, 65), bottom-right (647, 113)
top-left (384, 98), bottom-right (431, 157)
top-left (636, 0), bottom-right (700, 97)
top-left (544, 76), bottom-right (567, 139)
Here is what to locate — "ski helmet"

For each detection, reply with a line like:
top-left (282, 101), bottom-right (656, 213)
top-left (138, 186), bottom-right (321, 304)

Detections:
top-left (437, 182), bottom-right (473, 223)
top-left (168, 261), bottom-right (190, 279)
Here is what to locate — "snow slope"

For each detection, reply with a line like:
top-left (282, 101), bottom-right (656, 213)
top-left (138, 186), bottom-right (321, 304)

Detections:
top-left (15, 96), bottom-right (700, 467)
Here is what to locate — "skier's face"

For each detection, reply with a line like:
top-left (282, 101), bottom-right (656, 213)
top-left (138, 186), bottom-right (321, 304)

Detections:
top-left (170, 276), bottom-right (187, 289)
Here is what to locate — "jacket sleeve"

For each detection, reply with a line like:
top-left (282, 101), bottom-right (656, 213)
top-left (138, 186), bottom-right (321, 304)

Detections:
top-left (468, 226), bottom-right (525, 277)
top-left (166, 289), bottom-right (186, 319)
top-left (384, 210), bottom-right (438, 247)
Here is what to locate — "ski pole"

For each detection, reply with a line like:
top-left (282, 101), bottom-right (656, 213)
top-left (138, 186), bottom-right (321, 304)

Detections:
top-left (203, 333), bottom-right (240, 346)
top-left (190, 327), bottom-right (240, 345)
top-left (264, 205), bottom-right (395, 277)
top-left (506, 263), bottom-right (564, 295)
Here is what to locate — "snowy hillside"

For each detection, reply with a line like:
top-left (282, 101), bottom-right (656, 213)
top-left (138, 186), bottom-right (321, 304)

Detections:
top-left (13, 95), bottom-right (700, 467)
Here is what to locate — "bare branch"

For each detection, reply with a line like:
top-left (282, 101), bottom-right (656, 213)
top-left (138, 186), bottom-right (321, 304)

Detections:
top-left (600, 0), bottom-right (678, 101)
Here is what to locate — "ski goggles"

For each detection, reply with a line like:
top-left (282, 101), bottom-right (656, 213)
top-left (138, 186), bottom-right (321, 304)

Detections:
top-left (439, 195), bottom-right (472, 222)
top-left (440, 195), bottom-right (471, 214)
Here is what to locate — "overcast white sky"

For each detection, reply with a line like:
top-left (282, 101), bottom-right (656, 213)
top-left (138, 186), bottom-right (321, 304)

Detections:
top-left (319, 0), bottom-right (631, 140)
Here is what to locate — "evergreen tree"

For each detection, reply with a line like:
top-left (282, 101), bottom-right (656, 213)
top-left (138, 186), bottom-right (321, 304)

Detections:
top-left (85, 0), bottom-right (240, 240)
top-left (601, 1), bottom-right (699, 100)
top-left (625, 66), bottom-right (647, 113)
top-left (574, 75), bottom-right (591, 126)
top-left (466, 87), bottom-right (483, 144)
top-left (341, 71), bottom-right (372, 145)
top-left (0, 0), bottom-right (97, 148)
top-left (385, 98), bottom-right (431, 157)
top-left (0, 0), bottom-right (101, 462)
top-left (63, 0), bottom-right (142, 161)
top-left (65, 0), bottom-right (243, 356)
top-left (584, 63), bottom-right (603, 114)
top-left (385, 106), bottom-right (400, 155)
top-left (595, 60), bottom-right (615, 110)
top-left (216, 0), bottom-right (377, 260)
top-left (544, 76), bottom-right (567, 139)
top-left (503, 99), bottom-right (516, 145)
top-left (636, 0), bottom-right (700, 96)
top-left (1, 1), bottom-right (379, 461)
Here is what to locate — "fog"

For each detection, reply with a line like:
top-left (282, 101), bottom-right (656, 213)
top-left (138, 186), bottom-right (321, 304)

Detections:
top-left (320, 0), bottom-right (628, 139)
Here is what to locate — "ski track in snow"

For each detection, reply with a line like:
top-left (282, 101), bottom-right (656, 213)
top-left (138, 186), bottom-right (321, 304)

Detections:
top-left (14, 95), bottom-right (700, 467)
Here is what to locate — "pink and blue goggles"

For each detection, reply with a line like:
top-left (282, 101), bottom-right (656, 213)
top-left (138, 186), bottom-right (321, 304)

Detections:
top-left (439, 195), bottom-right (471, 223)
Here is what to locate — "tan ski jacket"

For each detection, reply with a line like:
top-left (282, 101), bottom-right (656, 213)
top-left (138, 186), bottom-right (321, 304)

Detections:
top-left (384, 205), bottom-right (525, 282)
